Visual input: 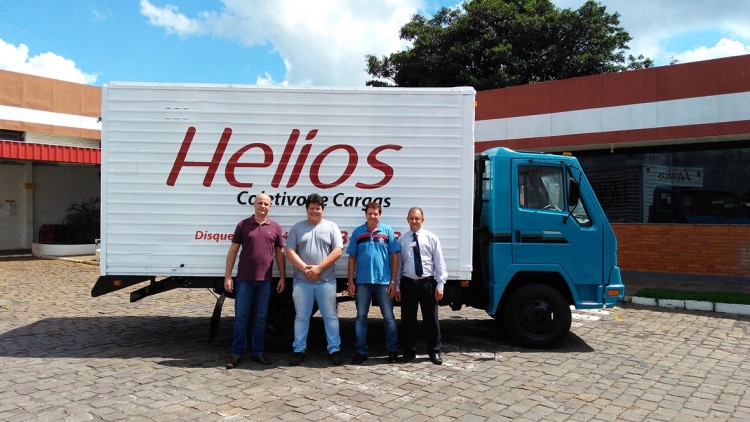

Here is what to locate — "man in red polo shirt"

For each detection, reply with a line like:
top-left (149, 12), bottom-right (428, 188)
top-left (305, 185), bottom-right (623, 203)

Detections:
top-left (224, 193), bottom-right (286, 369)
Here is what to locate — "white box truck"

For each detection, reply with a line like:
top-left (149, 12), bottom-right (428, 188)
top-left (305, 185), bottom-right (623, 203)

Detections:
top-left (93, 83), bottom-right (624, 348)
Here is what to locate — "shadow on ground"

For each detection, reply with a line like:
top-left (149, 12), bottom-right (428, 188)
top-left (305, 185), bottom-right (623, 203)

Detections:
top-left (0, 313), bottom-right (593, 368)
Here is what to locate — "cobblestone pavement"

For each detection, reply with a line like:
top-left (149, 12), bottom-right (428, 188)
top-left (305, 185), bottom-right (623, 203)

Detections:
top-left (1, 257), bottom-right (750, 421)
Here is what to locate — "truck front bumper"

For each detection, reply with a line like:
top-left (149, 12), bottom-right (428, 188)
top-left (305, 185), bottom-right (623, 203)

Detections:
top-left (604, 266), bottom-right (625, 307)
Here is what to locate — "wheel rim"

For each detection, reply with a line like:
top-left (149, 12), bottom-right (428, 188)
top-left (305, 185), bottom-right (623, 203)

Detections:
top-left (519, 300), bottom-right (557, 336)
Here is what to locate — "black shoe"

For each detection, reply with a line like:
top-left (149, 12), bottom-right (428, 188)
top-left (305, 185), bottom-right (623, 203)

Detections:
top-left (428, 352), bottom-right (443, 365)
top-left (402, 350), bottom-right (416, 362)
top-left (351, 352), bottom-right (368, 365)
top-left (289, 352), bottom-right (305, 366)
top-left (226, 356), bottom-right (242, 369)
top-left (388, 351), bottom-right (399, 363)
top-left (329, 351), bottom-right (343, 366)
top-left (252, 353), bottom-right (273, 365)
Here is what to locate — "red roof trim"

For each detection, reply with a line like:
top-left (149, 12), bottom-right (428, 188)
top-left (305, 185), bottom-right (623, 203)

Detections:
top-left (0, 141), bottom-right (101, 164)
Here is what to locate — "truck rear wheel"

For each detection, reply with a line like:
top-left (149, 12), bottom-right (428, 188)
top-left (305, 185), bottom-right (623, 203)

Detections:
top-left (262, 291), bottom-right (320, 352)
top-left (264, 294), bottom-right (295, 352)
top-left (503, 284), bottom-right (571, 348)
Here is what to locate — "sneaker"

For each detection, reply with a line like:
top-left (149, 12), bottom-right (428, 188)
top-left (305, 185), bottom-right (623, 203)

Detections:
top-left (388, 351), bottom-right (399, 363)
top-left (289, 352), bottom-right (305, 366)
top-left (329, 351), bottom-right (343, 366)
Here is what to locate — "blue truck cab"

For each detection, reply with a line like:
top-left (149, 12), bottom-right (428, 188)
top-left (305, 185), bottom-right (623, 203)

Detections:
top-left (466, 148), bottom-right (624, 347)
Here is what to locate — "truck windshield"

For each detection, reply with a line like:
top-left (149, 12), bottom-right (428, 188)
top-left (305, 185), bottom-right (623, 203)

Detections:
top-left (567, 168), bottom-right (592, 226)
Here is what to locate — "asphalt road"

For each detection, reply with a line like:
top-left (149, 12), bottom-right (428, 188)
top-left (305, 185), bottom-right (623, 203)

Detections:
top-left (1, 257), bottom-right (749, 421)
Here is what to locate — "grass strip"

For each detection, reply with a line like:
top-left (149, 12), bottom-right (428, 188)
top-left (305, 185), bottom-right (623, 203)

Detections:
top-left (633, 288), bottom-right (750, 305)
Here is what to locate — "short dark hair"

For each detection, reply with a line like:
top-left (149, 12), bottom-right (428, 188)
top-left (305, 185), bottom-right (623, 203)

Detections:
top-left (365, 201), bottom-right (381, 214)
top-left (306, 193), bottom-right (325, 210)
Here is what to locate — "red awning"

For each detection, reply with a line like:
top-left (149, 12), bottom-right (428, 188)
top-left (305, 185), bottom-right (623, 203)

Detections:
top-left (0, 141), bottom-right (100, 164)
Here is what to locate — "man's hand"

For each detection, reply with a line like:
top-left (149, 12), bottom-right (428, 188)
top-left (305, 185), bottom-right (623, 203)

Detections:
top-left (224, 276), bottom-right (234, 293)
top-left (305, 264), bottom-right (321, 281)
top-left (277, 278), bottom-right (286, 293)
top-left (387, 283), bottom-right (397, 299)
top-left (395, 291), bottom-right (401, 302)
top-left (435, 289), bottom-right (444, 301)
top-left (347, 280), bottom-right (355, 297)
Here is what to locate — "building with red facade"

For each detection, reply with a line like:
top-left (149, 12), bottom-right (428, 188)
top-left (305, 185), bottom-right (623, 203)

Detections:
top-left (2, 55), bottom-right (749, 279)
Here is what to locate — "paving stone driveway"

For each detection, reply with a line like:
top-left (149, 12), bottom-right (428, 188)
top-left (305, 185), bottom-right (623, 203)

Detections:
top-left (1, 257), bottom-right (749, 421)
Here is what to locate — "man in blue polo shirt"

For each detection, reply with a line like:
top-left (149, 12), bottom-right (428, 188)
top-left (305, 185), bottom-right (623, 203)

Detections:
top-left (346, 201), bottom-right (401, 364)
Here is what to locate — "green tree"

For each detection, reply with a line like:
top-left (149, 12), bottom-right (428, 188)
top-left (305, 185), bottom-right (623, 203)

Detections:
top-left (365, 0), bottom-right (653, 89)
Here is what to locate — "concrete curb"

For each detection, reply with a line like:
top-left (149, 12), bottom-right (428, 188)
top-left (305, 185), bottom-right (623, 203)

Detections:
top-left (626, 295), bottom-right (750, 316)
top-left (37, 255), bottom-right (100, 266)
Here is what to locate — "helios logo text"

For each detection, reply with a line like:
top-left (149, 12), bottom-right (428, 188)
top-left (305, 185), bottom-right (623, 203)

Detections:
top-left (167, 127), bottom-right (402, 189)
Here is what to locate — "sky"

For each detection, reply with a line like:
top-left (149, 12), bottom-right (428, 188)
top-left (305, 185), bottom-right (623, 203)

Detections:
top-left (1, 0), bottom-right (749, 87)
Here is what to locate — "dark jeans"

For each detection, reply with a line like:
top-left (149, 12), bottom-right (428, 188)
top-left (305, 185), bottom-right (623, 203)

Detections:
top-left (231, 280), bottom-right (271, 358)
top-left (400, 277), bottom-right (441, 353)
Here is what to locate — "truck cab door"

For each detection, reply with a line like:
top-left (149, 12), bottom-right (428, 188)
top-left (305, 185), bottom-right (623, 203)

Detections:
top-left (511, 161), bottom-right (604, 293)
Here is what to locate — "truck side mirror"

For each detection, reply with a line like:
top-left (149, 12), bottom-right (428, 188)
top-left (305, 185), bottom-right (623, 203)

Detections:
top-left (568, 177), bottom-right (581, 206)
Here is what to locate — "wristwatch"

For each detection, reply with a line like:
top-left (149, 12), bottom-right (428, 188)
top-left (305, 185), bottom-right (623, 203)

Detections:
top-left (389, 280), bottom-right (396, 284)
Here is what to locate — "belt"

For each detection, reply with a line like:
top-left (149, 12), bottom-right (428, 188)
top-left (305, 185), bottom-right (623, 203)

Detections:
top-left (402, 276), bottom-right (435, 284)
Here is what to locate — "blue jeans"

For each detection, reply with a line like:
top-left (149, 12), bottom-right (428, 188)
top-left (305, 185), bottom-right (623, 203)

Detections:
top-left (231, 280), bottom-right (271, 358)
top-left (354, 283), bottom-right (398, 355)
top-left (292, 279), bottom-right (341, 354)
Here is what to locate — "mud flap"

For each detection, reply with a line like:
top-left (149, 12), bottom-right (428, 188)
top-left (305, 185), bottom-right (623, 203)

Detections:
top-left (208, 291), bottom-right (226, 343)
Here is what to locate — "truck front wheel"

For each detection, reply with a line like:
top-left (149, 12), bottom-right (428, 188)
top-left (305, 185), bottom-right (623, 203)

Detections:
top-left (503, 284), bottom-right (571, 348)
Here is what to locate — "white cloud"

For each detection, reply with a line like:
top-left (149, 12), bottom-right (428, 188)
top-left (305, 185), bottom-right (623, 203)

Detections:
top-left (257, 59), bottom-right (291, 86)
top-left (92, 8), bottom-right (112, 21)
top-left (139, 0), bottom-right (424, 86)
top-left (140, 0), bottom-right (750, 87)
top-left (674, 38), bottom-right (750, 64)
top-left (139, 0), bottom-right (206, 36)
top-left (552, 0), bottom-right (750, 65)
top-left (0, 37), bottom-right (97, 84)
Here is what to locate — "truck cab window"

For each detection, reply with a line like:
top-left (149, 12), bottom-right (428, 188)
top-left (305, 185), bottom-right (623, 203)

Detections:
top-left (567, 168), bottom-right (592, 227)
top-left (518, 165), bottom-right (564, 211)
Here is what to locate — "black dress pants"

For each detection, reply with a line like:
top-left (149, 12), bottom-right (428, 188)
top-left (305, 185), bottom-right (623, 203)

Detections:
top-left (400, 277), bottom-right (441, 353)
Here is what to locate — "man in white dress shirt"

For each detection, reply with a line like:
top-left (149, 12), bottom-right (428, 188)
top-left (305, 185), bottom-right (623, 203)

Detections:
top-left (396, 207), bottom-right (447, 365)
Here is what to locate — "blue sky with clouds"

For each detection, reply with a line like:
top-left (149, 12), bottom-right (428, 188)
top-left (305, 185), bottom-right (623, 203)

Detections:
top-left (1, 0), bottom-right (748, 87)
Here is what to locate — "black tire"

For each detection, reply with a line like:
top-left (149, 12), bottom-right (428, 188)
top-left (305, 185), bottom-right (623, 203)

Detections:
top-left (503, 284), bottom-right (571, 348)
top-left (263, 293), bottom-right (295, 352)
top-left (262, 288), bottom-right (320, 352)
top-left (490, 312), bottom-right (507, 334)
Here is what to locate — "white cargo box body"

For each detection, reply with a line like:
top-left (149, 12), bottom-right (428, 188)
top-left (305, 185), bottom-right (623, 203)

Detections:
top-left (100, 83), bottom-right (475, 280)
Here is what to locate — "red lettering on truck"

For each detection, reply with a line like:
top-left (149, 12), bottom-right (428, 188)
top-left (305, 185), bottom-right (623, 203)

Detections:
top-left (167, 127), bottom-right (232, 187)
top-left (167, 127), bottom-right (401, 189)
top-left (195, 231), bottom-right (233, 242)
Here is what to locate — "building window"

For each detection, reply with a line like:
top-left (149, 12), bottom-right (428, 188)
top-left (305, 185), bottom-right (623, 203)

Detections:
top-left (577, 141), bottom-right (750, 224)
top-left (0, 130), bottom-right (24, 142)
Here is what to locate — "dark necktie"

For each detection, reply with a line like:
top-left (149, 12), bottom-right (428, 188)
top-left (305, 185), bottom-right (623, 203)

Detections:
top-left (412, 232), bottom-right (423, 277)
